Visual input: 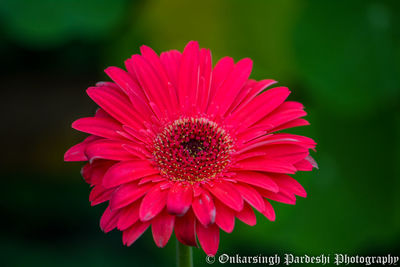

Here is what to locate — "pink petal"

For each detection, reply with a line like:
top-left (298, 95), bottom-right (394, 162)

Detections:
top-left (268, 118), bottom-right (310, 133)
top-left (235, 151), bottom-right (267, 162)
top-left (64, 136), bottom-right (98, 162)
top-left (261, 199), bottom-right (276, 221)
top-left (197, 48), bottom-right (212, 111)
top-left (81, 163), bottom-right (92, 184)
top-left (85, 139), bottom-right (134, 161)
top-left (102, 160), bottom-right (158, 188)
top-left (236, 203), bottom-right (257, 226)
top-left (258, 188), bottom-right (296, 205)
top-left (229, 86), bottom-right (290, 127)
top-left (214, 199), bottom-right (235, 233)
top-left (140, 45), bottom-right (169, 87)
top-left (100, 206), bottom-right (120, 233)
top-left (104, 67), bottom-right (154, 121)
top-left (138, 174), bottom-right (166, 185)
top-left (72, 117), bottom-right (124, 140)
top-left (110, 182), bottom-right (153, 210)
top-left (122, 221), bottom-right (151, 246)
top-left (81, 160), bottom-right (114, 185)
top-left (177, 41), bottom-right (200, 111)
top-left (140, 45), bottom-right (175, 111)
top-left (233, 157), bottom-right (297, 174)
top-left (270, 174), bottom-right (307, 197)
top-left (196, 222), bottom-right (219, 256)
top-left (237, 133), bottom-right (315, 154)
top-left (174, 209), bottom-right (197, 247)
top-left (294, 158), bottom-right (314, 171)
top-left (122, 144), bottom-right (150, 159)
top-left (86, 86), bottom-right (143, 128)
top-left (229, 79), bottom-right (277, 114)
top-left (151, 209), bottom-right (175, 248)
top-left (160, 50), bottom-right (181, 88)
top-left (89, 184), bottom-right (113, 206)
top-left (211, 58), bottom-right (253, 116)
top-left (166, 182), bottom-right (193, 216)
top-left (95, 81), bottom-right (119, 90)
top-left (117, 201), bottom-right (141, 231)
top-left (207, 57), bottom-right (235, 111)
top-left (271, 133), bottom-right (317, 148)
top-left (234, 183), bottom-right (265, 212)
top-left (131, 54), bottom-right (169, 115)
top-left (192, 191), bottom-right (216, 226)
top-left (104, 66), bottom-right (146, 102)
top-left (122, 125), bottom-right (151, 144)
top-left (205, 181), bottom-right (243, 212)
top-left (256, 109), bottom-right (307, 130)
top-left (139, 183), bottom-right (168, 221)
top-left (240, 144), bottom-right (309, 164)
top-left (234, 171), bottom-right (279, 192)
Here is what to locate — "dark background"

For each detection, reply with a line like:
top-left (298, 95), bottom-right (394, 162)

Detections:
top-left (1, 0), bottom-right (399, 266)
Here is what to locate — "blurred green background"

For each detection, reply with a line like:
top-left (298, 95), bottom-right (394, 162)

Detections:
top-left (1, 0), bottom-right (399, 266)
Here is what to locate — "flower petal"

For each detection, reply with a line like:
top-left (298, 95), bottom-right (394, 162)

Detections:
top-left (160, 50), bottom-right (181, 88)
top-left (234, 171), bottom-right (279, 192)
top-left (234, 157), bottom-right (297, 174)
top-left (100, 206), bottom-right (120, 233)
top-left (151, 209), bottom-right (175, 248)
top-left (139, 183), bottom-right (168, 221)
top-left (122, 221), bottom-right (150, 246)
top-left (214, 199), bottom-right (235, 233)
top-left (72, 117), bottom-right (124, 140)
top-left (211, 58), bottom-right (253, 116)
top-left (192, 191), bottom-right (216, 226)
top-left (262, 199), bottom-right (276, 221)
top-left (198, 48), bottom-right (212, 111)
top-left (174, 209), bottom-right (197, 247)
top-left (64, 136), bottom-right (98, 162)
top-left (117, 201), bottom-right (141, 231)
top-left (239, 144), bottom-right (309, 164)
top-left (104, 66), bottom-right (146, 102)
top-left (269, 118), bottom-right (310, 132)
top-left (102, 160), bottom-right (158, 188)
top-left (229, 79), bottom-right (277, 115)
top-left (229, 86), bottom-right (290, 127)
top-left (236, 203), bottom-right (257, 226)
top-left (86, 86), bottom-right (143, 128)
top-left (270, 174), bottom-right (307, 197)
top-left (196, 222), bottom-right (219, 256)
top-left (205, 181), bottom-right (243, 212)
top-left (110, 182), bottom-right (153, 210)
top-left (258, 188), bottom-right (296, 205)
top-left (85, 139), bottom-right (134, 161)
top-left (131, 54), bottom-right (170, 115)
top-left (89, 184), bottom-right (113, 206)
top-left (166, 182), bottom-right (193, 216)
top-left (294, 158), bottom-right (314, 171)
top-left (177, 40), bottom-right (200, 111)
top-left (234, 183), bottom-right (265, 212)
top-left (207, 57), bottom-right (234, 110)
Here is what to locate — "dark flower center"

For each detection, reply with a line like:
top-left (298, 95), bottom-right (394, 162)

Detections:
top-left (152, 117), bottom-right (233, 182)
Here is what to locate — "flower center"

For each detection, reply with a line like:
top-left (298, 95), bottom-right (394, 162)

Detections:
top-left (152, 117), bottom-right (233, 182)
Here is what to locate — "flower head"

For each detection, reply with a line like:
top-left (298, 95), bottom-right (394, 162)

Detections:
top-left (65, 41), bottom-right (317, 256)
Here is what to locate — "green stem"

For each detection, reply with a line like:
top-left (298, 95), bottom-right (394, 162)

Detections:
top-left (176, 239), bottom-right (193, 267)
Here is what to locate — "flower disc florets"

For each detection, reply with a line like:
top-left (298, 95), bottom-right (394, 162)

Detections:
top-left (152, 117), bottom-right (233, 182)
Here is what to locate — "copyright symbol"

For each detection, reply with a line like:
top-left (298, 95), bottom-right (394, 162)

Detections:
top-left (219, 254), bottom-right (229, 264)
top-left (205, 255), bottom-right (215, 264)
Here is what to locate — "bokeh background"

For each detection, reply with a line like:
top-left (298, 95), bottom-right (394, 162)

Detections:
top-left (1, 0), bottom-right (399, 266)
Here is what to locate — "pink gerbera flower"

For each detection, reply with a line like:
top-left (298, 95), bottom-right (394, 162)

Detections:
top-left (65, 41), bottom-right (317, 256)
